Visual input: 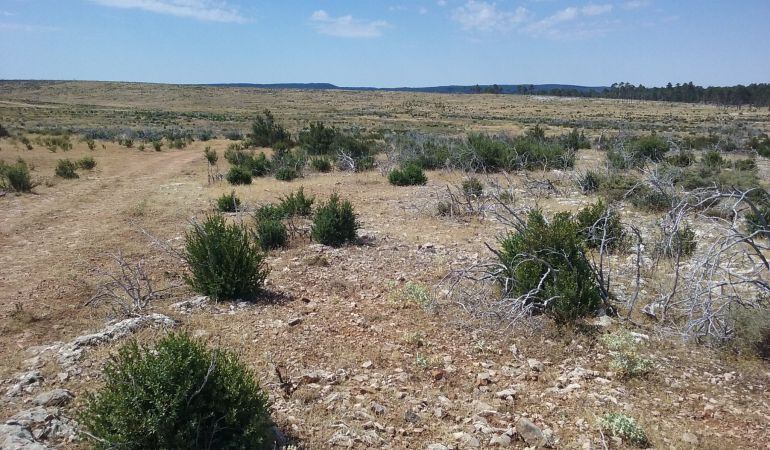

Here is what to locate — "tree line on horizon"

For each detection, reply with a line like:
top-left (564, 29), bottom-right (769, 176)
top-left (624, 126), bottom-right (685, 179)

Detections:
top-left (526, 82), bottom-right (770, 107)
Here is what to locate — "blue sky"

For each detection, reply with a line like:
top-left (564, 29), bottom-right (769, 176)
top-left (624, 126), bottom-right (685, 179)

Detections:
top-left (1, 0), bottom-right (768, 87)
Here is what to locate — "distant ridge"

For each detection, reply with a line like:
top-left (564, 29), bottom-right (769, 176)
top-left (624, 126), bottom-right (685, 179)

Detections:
top-left (205, 83), bottom-right (608, 95)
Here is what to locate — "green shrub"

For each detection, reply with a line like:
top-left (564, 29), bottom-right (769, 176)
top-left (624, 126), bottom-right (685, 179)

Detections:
top-left (658, 223), bottom-right (697, 259)
top-left (666, 151), bottom-right (696, 167)
top-left (748, 134), bottom-right (770, 157)
top-left (249, 152), bottom-right (271, 176)
top-left (204, 146), bottom-right (218, 165)
top-left (682, 134), bottom-right (718, 150)
top-left (627, 134), bottom-right (669, 162)
top-left (167, 137), bottom-right (187, 149)
top-left (279, 187), bottom-right (314, 217)
top-left (629, 185), bottom-right (672, 212)
top-left (679, 162), bottom-right (761, 193)
top-left (606, 148), bottom-right (633, 170)
top-left (77, 156), bottom-right (97, 170)
top-left (226, 165), bottom-right (252, 185)
top-left (18, 135), bottom-right (32, 150)
top-left (466, 134), bottom-right (512, 171)
top-left (0, 123), bottom-right (9, 138)
top-left (254, 204), bottom-right (286, 223)
top-left (55, 159), bottom-right (79, 179)
top-left (525, 124), bottom-right (546, 140)
top-left (462, 177), bottom-right (484, 198)
top-left (197, 130), bottom-right (214, 141)
top-left (333, 133), bottom-right (375, 171)
top-left (225, 148), bottom-right (272, 177)
top-left (249, 109), bottom-right (291, 147)
top-left (388, 163), bottom-right (427, 186)
top-left (310, 156), bottom-right (333, 172)
top-left (390, 282), bottom-right (434, 310)
top-left (216, 191), bottom-right (241, 212)
top-left (80, 332), bottom-right (273, 449)
top-left (275, 166), bottom-right (300, 181)
top-left (312, 194), bottom-right (359, 247)
top-left (745, 204), bottom-right (769, 239)
top-left (514, 137), bottom-right (575, 170)
top-left (42, 134), bottom-right (73, 152)
top-left (577, 171), bottom-right (601, 194)
top-left (465, 134), bottom-right (574, 171)
top-left (225, 130), bottom-right (244, 140)
top-left (702, 150), bottom-right (726, 169)
top-left (299, 122), bottom-right (338, 155)
top-left (437, 201), bottom-right (452, 217)
top-left (576, 200), bottom-right (625, 252)
top-left (224, 146), bottom-right (242, 162)
top-left (151, 140), bottom-right (162, 152)
top-left (600, 413), bottom-right (648, 447)
top-left (85, 138), bottom-right (96, 151)
top-left (597, 173), bottom-right (638, 202)
top-left (255, 219), bottom-right (288, 250)
top-left (0, 159), bottom-right (34, 192)
top-left (398, 135), bottom-right (451, 170)
top-left (560, 128), bottom-right (591, 150)
top-left (184, 214), bottom-right (269, 300)
top-left (733, 158), bottom-right (757, 171)
top-left (498, 210), bottom-right (602, 324)
top-left (601, 331), bottom-right (652, 378)
top-left (727, 303), bottom-right (770, 359)
top-left (224, 147), bottom-right (271, 176)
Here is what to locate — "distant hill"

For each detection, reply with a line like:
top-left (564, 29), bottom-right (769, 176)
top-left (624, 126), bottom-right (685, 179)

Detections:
top-left (205, 83), bottom-right (609, 95)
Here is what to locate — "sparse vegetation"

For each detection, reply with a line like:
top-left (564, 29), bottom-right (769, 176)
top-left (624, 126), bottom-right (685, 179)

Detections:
top-left (3, 82), bottom-right (770, 450)
top-left (80, 332), bottom-right (274, 449)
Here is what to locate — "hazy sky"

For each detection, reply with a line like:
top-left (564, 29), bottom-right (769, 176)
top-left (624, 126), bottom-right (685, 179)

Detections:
top-left (1, 0), bottom-right (768, 87)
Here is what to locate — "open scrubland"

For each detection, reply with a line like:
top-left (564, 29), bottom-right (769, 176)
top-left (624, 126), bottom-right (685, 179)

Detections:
top-left (1, 81), bottom-right (770, 449)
